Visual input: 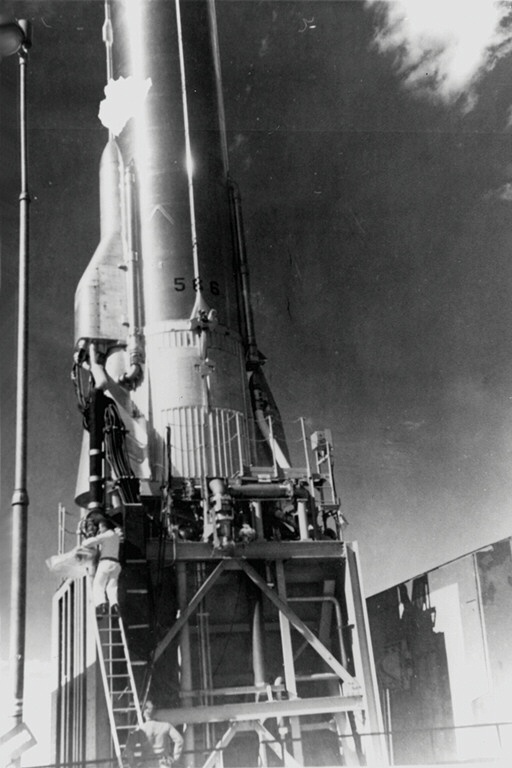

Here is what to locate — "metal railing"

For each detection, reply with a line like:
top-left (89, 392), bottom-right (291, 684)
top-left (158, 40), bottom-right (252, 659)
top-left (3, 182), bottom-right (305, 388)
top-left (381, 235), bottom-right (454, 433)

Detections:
top-left (33, 720), bottom-right (512, 768)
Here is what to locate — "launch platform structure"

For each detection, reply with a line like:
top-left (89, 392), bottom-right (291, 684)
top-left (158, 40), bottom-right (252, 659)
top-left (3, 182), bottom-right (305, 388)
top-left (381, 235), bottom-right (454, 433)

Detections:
top-left (51, 1), bottom-right (385, 767)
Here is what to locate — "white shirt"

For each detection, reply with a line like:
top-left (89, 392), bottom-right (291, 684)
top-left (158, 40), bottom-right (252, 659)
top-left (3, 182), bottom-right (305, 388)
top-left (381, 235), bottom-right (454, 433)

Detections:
top-left (82, 528), bottom-right (121, 560)
top-left (140, 719), bottom-right (184, 758)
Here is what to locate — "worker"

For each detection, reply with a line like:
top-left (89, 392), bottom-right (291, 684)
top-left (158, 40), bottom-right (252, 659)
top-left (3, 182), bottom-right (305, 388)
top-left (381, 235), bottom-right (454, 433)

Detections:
top-left (76, 514), bottom-right (101, 576)
top-left (76, 515), bottom-right (123, 618)
top-left (271, 504), bottom-right (299, 541)
top-left (125, 701), bottom-right (184, 767)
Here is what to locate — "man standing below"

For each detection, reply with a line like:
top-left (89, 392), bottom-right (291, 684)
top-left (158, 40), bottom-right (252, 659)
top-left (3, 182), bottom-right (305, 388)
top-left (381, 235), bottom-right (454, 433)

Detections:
top-left (77, 515), bottom-right (123, 617)
top-left (125, 701), bottom-right (184, 767)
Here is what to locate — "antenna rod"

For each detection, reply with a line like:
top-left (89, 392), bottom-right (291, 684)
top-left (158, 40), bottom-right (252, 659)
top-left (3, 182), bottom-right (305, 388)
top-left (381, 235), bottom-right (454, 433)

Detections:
top-left (102, 0), bottom-right (114, 82)
top-left (102, 0), bottom-right (114, 141)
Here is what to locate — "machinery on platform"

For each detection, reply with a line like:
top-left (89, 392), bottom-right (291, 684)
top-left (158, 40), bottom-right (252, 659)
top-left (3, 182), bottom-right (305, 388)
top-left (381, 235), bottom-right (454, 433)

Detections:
top-left (52, 2), bottom-right (385, 766)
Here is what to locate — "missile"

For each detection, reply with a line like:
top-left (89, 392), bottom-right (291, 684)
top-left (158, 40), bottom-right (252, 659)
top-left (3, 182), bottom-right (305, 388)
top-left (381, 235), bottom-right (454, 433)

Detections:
top-left (65, 0), bottom-right (352, 563)
top-left (55, 7), bottom-right (379, 766)
top-left (73, 0), bottom-right (290, 519)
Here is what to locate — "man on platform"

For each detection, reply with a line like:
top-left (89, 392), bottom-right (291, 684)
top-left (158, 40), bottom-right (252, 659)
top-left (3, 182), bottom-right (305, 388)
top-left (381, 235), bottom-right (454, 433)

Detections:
top-left (125, 701), bottom-right (184, 767)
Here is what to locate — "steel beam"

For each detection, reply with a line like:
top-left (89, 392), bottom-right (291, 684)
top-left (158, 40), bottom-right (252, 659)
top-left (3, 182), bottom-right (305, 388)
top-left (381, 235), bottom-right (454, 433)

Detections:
top-left (275, 560), bottom-right (304, 765)
top-left (146, 539), bottom-right (345, 562)
top-left (344, 542), bottom-right (388, 766)
top-left (236, 560), bottom-right (360, 688)
top-left (157, 694), bottom-right (363, 725)
top-left (154, 560), bottom-right (228, 661)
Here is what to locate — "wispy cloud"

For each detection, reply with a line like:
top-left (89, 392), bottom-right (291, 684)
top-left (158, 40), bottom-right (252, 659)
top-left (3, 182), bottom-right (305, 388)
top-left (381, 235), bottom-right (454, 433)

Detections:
top-left (365, 1), bottom-right (512, 110)
top-left (484, 181), bottom-right (512, 201)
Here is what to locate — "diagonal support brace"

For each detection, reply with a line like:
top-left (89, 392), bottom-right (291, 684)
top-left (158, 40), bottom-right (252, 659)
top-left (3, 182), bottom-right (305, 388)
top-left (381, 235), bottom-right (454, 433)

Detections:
top-left (236, 559), bottom-right (360, 690)
top-left (154, 560), bottom-right (228, 661)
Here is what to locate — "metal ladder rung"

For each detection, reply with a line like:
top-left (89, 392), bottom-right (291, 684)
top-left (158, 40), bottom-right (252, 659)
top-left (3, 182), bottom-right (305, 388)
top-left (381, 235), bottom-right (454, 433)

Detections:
top-left (107, 673), bottom-right (134, 679)
top-left (126, 589), bottom-right (148, 594)
top-left (103, 658), bottom-right (129, 663)
top-left (113, 706), bottom-right (138, 713)
top-left (126, 559), bottom-right (146, 564)
top-left (127, 624), bottom-right (150, 630)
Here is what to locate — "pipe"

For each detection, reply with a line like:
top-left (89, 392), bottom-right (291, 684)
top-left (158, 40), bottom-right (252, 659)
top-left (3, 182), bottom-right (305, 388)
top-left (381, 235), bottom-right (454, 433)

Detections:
top-left (177, 562), bottom-right (195, 767)
top-left (252, 599), bottom-right (266, 689)
top-left (267, 415), bottom-right (278, 476)
top-left (88, 344), bottom-right (136, 417)
top-left (87, 347), bottom-right (108, 514)
top-left (288, 595), bottom-right (349, 670)
top-left (87, 386), bottom-right (107, 515)
top-left (236, 412), bottom-right (244, 474)
top-left (229, 181), bottom-right (259, 365)
top-left (88, 343), bottom-right (109, 391)
top-left (118, 162), bottom-right (144, 388)
top-left (207, 0), bottom-right (229, 179)
top-left (228, 482), bottom-right (308, 500)
top-left (197, 609), bottom-right (212, 747)
top-left (251, 501), bottom-right (264, 539)
top-left (102, 0), bottom-right (114, 84)
top-left (196, 561), bottom-right (213, 747)
top-left (297, 500), bottom-right (309, 541)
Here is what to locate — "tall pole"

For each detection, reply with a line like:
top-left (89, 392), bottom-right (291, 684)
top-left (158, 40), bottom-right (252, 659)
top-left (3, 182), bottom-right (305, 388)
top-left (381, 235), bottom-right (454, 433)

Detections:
top-left (8, 19), bottom-right (31, 735)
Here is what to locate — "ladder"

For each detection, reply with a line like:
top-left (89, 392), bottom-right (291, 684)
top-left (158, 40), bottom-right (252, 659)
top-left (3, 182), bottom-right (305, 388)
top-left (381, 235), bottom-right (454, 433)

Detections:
top-left (310, 430), bottom-right (345, 538)
top-left (94, 610), bottom-right (144, 766)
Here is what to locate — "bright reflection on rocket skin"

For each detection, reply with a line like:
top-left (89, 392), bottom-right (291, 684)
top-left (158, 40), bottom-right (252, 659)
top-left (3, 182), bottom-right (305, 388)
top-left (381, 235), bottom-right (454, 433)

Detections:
top-left (120, 0), bottom-right (151, 228)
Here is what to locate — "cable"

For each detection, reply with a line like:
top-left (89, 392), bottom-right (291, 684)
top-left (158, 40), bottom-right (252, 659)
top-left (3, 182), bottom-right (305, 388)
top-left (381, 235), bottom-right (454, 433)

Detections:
top-left (71, 362), bottom-right (93, 429)
top-left (103, 401), bottom-right (140, 503)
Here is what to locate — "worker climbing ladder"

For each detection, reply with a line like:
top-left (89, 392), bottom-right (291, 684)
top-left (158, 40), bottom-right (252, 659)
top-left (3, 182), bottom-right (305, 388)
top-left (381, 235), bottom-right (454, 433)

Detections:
top-left (94, 610), bottom-right (144, 766)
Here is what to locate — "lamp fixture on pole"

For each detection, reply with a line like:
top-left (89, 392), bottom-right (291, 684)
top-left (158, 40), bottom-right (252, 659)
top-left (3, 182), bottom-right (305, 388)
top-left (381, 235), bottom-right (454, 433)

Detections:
top-left (0, 16), bottom-right (32, 736)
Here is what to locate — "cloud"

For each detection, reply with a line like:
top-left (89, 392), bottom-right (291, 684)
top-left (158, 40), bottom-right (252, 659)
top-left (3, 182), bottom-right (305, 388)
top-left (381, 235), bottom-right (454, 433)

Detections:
top-left (365, 0), bottom-right (512, 110)
top-left (484, 182), bottom-right (512, 201)
top-left (98, 76), bottom-right (152, 136)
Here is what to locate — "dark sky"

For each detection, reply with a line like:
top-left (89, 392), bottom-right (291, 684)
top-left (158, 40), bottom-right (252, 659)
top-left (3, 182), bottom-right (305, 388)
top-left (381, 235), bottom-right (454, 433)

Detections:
top-left (2, 0), bottom-right (512, 666)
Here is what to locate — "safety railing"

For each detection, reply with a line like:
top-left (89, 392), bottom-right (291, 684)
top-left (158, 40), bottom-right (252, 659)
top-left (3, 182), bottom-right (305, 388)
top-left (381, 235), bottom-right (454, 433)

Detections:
top-left (41, 720), bottom-right (512, 768)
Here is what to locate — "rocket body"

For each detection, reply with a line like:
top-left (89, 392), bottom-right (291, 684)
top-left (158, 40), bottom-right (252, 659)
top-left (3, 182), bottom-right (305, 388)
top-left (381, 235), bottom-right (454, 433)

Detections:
top-left (115, 0), bottom-right (238, 327)
top-left (75, 0), bottom-right (252, 491)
